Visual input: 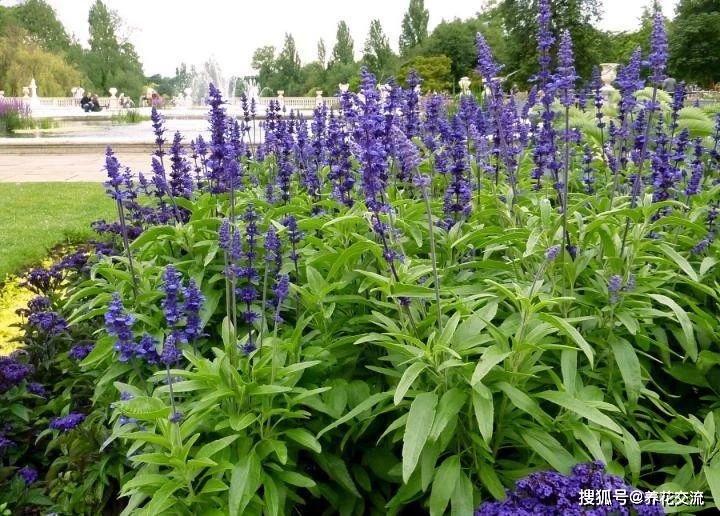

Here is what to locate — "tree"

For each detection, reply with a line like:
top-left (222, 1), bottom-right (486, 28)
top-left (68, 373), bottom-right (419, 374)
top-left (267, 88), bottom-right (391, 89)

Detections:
top-left (317, 38), bottom-right (327, 68)
top-left (276, 33), bottom-right (303, 95)
top-left (501, 0), bottom-right (604, 83)
top-left (331, 21), bottom-right (355, 66)
top-left (251, 45), bottom-right (277, 92)
top-left (400, 56), bottom-right (453, 92)
top-left (420, 12), bottom-right (505, 85)
top-left (399, 0), bottom-right (429, 55)
top-left (0, 27), bottom-right (83, 96)
top-left (323, 62), bottom-right (361, 95)
top-left (84, 0), bottom-right (144, 97)
top-left (669, 0), bottom-right (720, 87)
top-left (5, 0), bottom-right (71, 54)
top-left (363, 19), bottom-right (394, 79)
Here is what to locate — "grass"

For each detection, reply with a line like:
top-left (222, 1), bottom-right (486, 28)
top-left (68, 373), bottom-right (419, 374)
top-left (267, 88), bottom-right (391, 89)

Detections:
top-left (0, 182), bottom-right (114, 280)
top-left (110, 109), bottom-right (149, 124)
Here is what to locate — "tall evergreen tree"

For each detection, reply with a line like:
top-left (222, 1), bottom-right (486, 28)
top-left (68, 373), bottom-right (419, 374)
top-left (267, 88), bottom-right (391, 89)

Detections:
top-left (276, 33), bottom-right (303, 94)
top-left (399, 0), bottom-right (430, 55)
top-left (85, 0), bottom-right (144, 96)
top-left (363, 19), bottom-right (394, 77)
top-left (317, 38), bottom-right (327, 68)
top-left (331, 21), bottom-right (355, 66)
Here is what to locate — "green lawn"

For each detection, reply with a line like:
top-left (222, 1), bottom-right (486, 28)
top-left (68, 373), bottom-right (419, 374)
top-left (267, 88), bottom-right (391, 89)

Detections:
top-left (0, 182), bottom-right (115, 279)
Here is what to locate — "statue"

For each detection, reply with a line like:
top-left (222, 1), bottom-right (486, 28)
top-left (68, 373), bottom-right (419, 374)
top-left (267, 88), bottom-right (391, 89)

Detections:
top-left (459, 77), bottom-right (471, 96)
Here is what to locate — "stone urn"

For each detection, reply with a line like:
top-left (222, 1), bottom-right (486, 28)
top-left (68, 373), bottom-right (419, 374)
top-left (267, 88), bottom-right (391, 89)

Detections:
top-left (108, 87), bottom-right (118, 98)
top-left (459, 76), bottom-right (471, 96)
top-left (338, 83), bottom-right (349, 94)
top-left (315, 90), bottom-right (324, 106)
top-left (600, 63), bottom-right (618, 96)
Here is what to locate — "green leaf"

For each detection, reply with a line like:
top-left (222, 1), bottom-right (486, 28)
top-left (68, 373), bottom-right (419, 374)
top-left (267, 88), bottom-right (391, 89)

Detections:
top-left (116, 396), bottom-right (170, 422)
top-left (478, 461), bottom-right (506, 500)
top-left (639, 441), bottom-right (701, 454)
top-left (471, 345), bottom-right (510, 386)
top-left (284, 428), bottom-right (322, 453)
top-left (316, 454), bottom-right (360, 497)
top-left (472, 385), bottom-right (494, 443)
top-left (609, 336), bottom-right (642, 405)
top-left (495, 382), bottom-right (551, 425)
top-left (277, 470), bottom-right (316, 488)
top-left (263, 474), bottom-right (280, 516)
top-left (648, 294), bottom-right (697, 361)
top-left (623, 429), bottom-right (641, 484)
top-left (196, 435), bottom-right (240, 460)
top-left (429, 455), bottom-right (461, 516)
top-left (200, 478), bottom-right (229, 494)
top-left (522, 429), bottom-right (576, 474)
top-left (394, 362), bottom-right (427, 405)
top-left (538, 314), bottom-right (594, 367)
top-left (451, 471), bottom-right (475, 516)
top-left (402, 392), bottom-right (438, 483)
top-left (429, 389), bottom-right (467, 441)
top-left (703, 461), bottom-right (720, 509)
top-left (139, 479), bottom-right (182, 515)
top-left (229, 450), bottom-right (261, 516)
top-left (659, 243), bottom-right (698, 281)
top-left (317, 392), bottom-right (391, 438)
top-left (536, 390), bottom-right (622, 434)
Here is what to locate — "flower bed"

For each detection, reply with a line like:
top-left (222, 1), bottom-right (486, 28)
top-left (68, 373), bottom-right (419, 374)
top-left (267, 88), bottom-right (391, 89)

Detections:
top-left (1, 3), bottom-right (720, 514)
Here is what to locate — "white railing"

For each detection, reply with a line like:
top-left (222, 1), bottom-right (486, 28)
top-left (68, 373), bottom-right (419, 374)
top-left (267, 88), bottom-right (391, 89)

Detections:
top-left (231, 96), bottom-right (339, 110)
top-left (1, 97), bottom-right (115, 109)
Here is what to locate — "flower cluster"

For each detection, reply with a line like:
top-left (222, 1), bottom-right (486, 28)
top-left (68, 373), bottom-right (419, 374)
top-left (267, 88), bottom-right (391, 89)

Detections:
top-left (49, 412), bottom-right (86, 432)
top-left (476, 461), bottom-right (664, 515)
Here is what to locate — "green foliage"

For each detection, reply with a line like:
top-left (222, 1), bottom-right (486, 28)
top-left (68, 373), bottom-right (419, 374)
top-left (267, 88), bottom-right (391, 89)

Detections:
top-left (669, 0), bottom-right (720, 87)
top-left (3, 0), bottom-right (72, 54)
top-left (83, 0), bottom-right (144, 98)
top-left (420, 12), bottom-right (506, 86)
top-left (362, 19), bottom-right (395, 80)
top-left (399, 0), bottom-right (430, 55)
top-left (501, 0), bottom-right (604, 83)
top-left (400, 55), bottom-right (453, 92)
top-left (110, 109), bottom-right (148, 124)
top-left (275, 34), bottom-right (303, 96)
top-left (331, 21), bottom-right (355, 67)
top-left (0, 27), bottom-right (84, 97)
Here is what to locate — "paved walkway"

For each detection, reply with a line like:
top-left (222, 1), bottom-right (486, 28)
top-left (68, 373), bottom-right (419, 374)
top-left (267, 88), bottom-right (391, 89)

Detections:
top-left (0, 153), bottom-right (150, 182)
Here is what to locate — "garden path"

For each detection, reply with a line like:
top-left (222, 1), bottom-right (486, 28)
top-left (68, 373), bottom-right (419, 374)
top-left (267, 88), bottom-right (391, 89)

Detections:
top-left (0, 153), bottom-right (148, 182)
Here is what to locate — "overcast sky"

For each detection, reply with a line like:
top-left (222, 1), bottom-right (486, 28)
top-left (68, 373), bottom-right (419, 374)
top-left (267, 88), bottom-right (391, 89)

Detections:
top-left (9, 0), bottom-right (680, 77)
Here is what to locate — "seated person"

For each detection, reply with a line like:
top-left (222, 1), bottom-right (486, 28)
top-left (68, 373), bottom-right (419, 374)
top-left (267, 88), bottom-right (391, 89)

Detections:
top-left (90, 94), bottom-right (102, 112)
top-left (80, 94), bottom-right (92, 112)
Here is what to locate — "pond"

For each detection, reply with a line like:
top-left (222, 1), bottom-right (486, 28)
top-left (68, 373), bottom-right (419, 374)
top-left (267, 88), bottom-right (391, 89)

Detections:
top-left (3, 117), bottom-right (265, 143)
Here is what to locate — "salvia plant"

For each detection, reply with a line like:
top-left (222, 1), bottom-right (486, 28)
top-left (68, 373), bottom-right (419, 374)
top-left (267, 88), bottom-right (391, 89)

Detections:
top-left (2, 2), bottom-right (720, 514)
